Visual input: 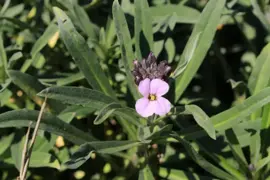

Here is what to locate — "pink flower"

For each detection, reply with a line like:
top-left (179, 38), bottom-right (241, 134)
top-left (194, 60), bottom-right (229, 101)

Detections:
top-left (135, 78), bottom-right (171, 117)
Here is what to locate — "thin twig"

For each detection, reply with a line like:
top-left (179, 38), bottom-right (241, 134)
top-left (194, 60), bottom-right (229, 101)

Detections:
top-left (20, 97), bottom-right (47, 180)
top-left (19, 122), bottom-right (32, 180)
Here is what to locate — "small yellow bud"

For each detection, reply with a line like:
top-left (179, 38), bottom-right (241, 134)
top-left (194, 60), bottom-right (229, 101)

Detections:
top-left (55, 136), bottom-right (65, 148)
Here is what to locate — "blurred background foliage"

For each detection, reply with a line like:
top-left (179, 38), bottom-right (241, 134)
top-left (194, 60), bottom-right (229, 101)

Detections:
top-left (2, 0), bottom-right (270, 179)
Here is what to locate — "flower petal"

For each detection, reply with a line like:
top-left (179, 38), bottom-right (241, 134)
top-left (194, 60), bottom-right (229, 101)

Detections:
top-left (150, 79), bottom-right (169, 96)
top-left (135, 98), bottom-right (157, 117)
top-left (155, 97), bottom-right (171, 116)
top-left (138, 78), bottom-right (150, 97)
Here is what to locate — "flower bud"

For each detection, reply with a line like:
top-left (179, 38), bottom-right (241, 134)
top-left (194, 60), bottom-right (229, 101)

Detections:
top-left (132, 52), bottom-right (172, 85)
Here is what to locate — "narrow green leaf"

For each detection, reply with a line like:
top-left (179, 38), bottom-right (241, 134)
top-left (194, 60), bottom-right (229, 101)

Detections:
top-left (244, 43), bottom-right (270, 164)
top-left (181, 87), bottom-right (270, 140)
top-left (0, 0), bottom-right (10, 15)
top-left (94, 103), bottom-right (122, 125)
top-left (53, 7), bottom-right (115, 97)
top-left (0, 109), bottom-right (96, 145)
top-left (8, 151), bottom-right (60, 169)
top-left (105, 18), bottom-right (116, 47)
top-left (171, 133), bottom-right (234, 179)
top-left (225, 129), bottom-right (249, 172)
top-left (149, 5), bottom-right (200, 24)
top-left (262, 104), bottom-right (270, 129)
top-left (38, 86), bottom-right (138, 139)
top-left (64, 141), bottom-right (140, 169)
top-left (10, 133), bottom-right (26, 171)
top-left (185, 105), bottom-right (216, 140)
top-left (112, 0), bottom-right (140, 99)
top-left (224, 119), bottom-right (261, 149)
top-left (153, 39), bottom-right (164, 57)
top-left (0, 133), bottom-right (14, 156)
top-left (165, 38), bottom-right (175, 63)
top-left (8, 70), bottom-right (65, 113)
top-left (0, 34), bottom-right (7, 83)
top-left (0, 79), bottom-right (11, 93)
top-left (261, 104), bottom-right (270, 157)
top-left (56, 72), bottom-right (84, 86)
top-left (114, 107), bottom-right (142, 127)
top-left (173, 32), bottom-right (201, 78)
top-left (8, 52), bottom-right (23, 69)
top-left (250, 128), bottom-right (261, 166)
top-left (28, 152), bottom-right (61, 169)
top-left (174, 0), bottom-right (226, 102)
top-left (135, 0), bottom-right (153, 59)
top-left (61, 105), bottom-right (96, 119)
top-left (138, 165), bottom-right (155, 180)
top-left (248, 43), bottom-right (270, 126)
top-left (0, 17), bottom-right (32, 30)
top-left (73, 4), bottom-right (97, 39)
top-left (256, 151), bottom-right (270, 172)
top-left (38, 86), bottom-right (116, 110)
top-left (30, 22), bottom-right (58, 57)
top-left (3, 3), bottom-right (24, 17)
top-left (248, 43), bottom-right (270, 95)
top-left (38, 87), bottom-right (140, 126)
top-left (195, 141), bottom-right (246, 180)
top-left (64, 144), bottom-right (94, 169)
top-left (138, 124), bottom-right (173, 142)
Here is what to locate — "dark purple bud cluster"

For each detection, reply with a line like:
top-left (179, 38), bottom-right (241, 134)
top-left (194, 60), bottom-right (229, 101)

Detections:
top-left (132, 52), bottom-right (172, 85)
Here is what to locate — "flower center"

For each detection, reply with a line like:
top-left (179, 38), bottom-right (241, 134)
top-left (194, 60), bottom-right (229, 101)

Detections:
top-left (148, 94), bottom-right (157, 101)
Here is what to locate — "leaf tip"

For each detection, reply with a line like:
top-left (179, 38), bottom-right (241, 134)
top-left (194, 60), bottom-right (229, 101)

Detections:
top-left (53, 7), bottom-right (68, 25)
top-left (37, 88), bottom-right (49, 97)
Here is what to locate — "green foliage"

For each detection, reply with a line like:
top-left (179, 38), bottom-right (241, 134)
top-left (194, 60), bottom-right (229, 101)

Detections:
top-left (2, 0), bottom-right (270, 179)
top-left (174, 0), bottom-right (226, 102)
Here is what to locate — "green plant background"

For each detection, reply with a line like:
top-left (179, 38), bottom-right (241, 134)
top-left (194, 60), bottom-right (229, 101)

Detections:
top-left (1, 0), bottom-right (270, 179)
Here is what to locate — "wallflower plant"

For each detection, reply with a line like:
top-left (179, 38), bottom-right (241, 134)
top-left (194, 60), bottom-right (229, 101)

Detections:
top-left (2, 0), bottom-right (270, 180)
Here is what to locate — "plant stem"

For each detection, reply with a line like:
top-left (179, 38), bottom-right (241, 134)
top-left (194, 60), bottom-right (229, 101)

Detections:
top-left (20, 97), bottom-right (47, 180)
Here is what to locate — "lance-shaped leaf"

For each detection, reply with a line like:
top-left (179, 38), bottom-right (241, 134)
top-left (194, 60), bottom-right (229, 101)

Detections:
top-left (149, 4), bottom-right (200, 24)
top-left (248, 43), bottom-right (270, 95)
top-left (138, 124), bottom-right (173, 142)
top-left (173, 32), bottom-right (201, 78)
top-left (94, 102), bottom-right (122, 125)
top-left (0, 109), bottom-right (96, 145)
top-left (185, 105), bottom-right (216, 140)
top-left (38, 86), bottom-right (116, 109)
top-left (0, 34), bottom-right (7, 83)
top-left (64, 141), bottom-right (140, 169)
top-left (38, 86), bottom-right (138, 139)
top-left (174, 0), bottom-right (226, 102)
top-left (38, 86), bottom-right (141, 127)
top-left (225, 129), bottom-right (249, 174)
top-left (53, 7), bottom-right (115, 97)
top-left (170, 133), bottom-right (234, 179)
top-left (112, 0), bottom-right (140, 99)
top-left (135, 0), bottom-right (153, 59)
top-left (72, 4), bottom-right (97, 39)
top-left (30, 22), bottom-right (58, 57)
top-left (8, 70), bottom-right (65, 113)
top-left (181, 87), bottom-right (270, 140)
top-left (9, 147), bottom-right (60, 170)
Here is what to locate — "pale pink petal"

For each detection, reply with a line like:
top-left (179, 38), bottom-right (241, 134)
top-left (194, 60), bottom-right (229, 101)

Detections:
top-left (150, 79), bottom-right (169, 96)
top-left (135, 98), bottom-right (157, 117)
top-left (155, 97), bottom-right (171, 116)
top-left (138, 78), bottom-right (150, 97)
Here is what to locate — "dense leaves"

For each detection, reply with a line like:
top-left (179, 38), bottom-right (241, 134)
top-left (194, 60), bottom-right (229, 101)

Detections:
top-left (1, 0), bottom-right (270, 179)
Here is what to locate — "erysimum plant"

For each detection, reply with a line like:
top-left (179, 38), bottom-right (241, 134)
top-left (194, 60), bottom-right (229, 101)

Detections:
top-left (2, 0), bottom-right (270, 179)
